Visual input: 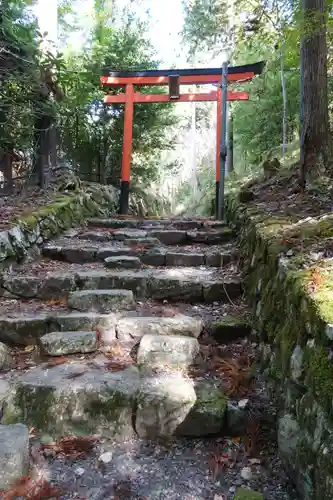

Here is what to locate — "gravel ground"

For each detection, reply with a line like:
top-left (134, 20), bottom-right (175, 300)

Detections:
top-left (29, 429), bottom-right (297, 500)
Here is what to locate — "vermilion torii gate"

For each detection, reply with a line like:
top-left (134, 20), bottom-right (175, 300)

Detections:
top-left (100, 61), bottom-right (264, 216)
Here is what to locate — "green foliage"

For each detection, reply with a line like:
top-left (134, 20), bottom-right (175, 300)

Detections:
top-left (0, 0), bottom-right (176, 190)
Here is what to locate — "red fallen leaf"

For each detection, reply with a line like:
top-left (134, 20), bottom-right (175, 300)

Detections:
top-left (41, 435), bottom-right (98, 460)
top-left (1, 474), bottom-right (61, 499)
top-left (96, 328), bottom-right (102, 343)
top-left (105, 360), bottom-right (133, 372)
top-left (131, 245), bottom-right (147, 252)
top-left (46, 298), bottom-right (67, 306)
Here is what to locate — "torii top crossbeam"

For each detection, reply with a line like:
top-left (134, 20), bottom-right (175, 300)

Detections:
top-left (100, 61), bottom-right (264, 215)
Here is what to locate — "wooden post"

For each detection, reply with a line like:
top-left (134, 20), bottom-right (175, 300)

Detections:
top-left (119, 83), bottom-right (134, 215)
top-left (215, 86), bottom-right (222, 217)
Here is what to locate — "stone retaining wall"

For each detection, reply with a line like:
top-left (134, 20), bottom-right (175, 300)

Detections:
top-left (226, 188), bottom-right (333, 500)
top-left (1, 184), bottom-right (118, 263)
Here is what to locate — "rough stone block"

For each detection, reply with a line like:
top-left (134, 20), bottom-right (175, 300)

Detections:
top-left (68, 289), bottom-right (135, 313)
top-left (137, 334), bottom-right (199, 368)
top-left (0, 342), bottom-right (15, 370)
top-left (78, 231), bottom-right (113, 242)
top-left (176, 380), bottom-right (227, 437)
top-left (116, 315), bottom-right (202, 342)
top-left (113, 230), bottom-right (147, 241)
top-left (148, 278), bottom-right (203, 301)
top-left (135, 373), bottom-right (196, 438)
top-left (150, 230), bottom-right (188, 245)
top-left (165, 252), bottom-right (204, 267)
top-left (123, 237), bottom-right (160, 248)
top-left (61, 246), bottom-right (98, 263)
top-left (104, 255), bottom-right (142, 269)
top-left (97, 247), bottom-right (135, 260)
top-left (203, 279), bottom-right (242, 302)
top-left (0, 424), bottom-right (29, 490)
top-left (140, 249), bottom-right (166, 266)
top-left (40, 331), bottom-right (98, 356)
top-left (3, 363), bottom-right (139, 439)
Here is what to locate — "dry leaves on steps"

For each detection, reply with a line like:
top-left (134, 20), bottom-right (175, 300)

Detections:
top-left (0, 474), bottom-right (61, 500)
top-left (40, 435), bottom-right (99, 460)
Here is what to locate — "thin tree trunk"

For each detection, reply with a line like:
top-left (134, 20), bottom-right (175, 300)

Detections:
top-left (280, 47), bottom-right (287, 154)
top-left (300, 0), bottom-right (331, 188)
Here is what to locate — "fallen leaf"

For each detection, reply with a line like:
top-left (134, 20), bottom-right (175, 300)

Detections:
top-left (24, 345), bottom-right (35, 352)
top-left (46, 298), bottom-right (67, 306)
top-left (41, 435), bottom-right (99, 460)
top-left (1, 474), bottom-right (61, 499)
top-left (105, 360), bottom-right (133, 372)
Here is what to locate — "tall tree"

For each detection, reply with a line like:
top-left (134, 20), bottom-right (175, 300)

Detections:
top-left (299, 0), bottom-right (331, 188)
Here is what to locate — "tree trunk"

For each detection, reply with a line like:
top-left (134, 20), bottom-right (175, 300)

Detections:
top-left (300, 0), bottom-right (331, 188)
top-left (280, 46), bottom-right (287, 154)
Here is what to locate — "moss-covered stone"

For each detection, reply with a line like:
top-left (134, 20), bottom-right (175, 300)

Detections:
top-left (225, 179), bottom-right (333, 500)
top-left (208, 315), bottom-right (252, 343)
top-left (234, 487), bottom-right (264, 500)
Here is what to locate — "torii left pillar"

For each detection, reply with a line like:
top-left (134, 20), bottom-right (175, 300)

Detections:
top-left (119, 84), bottom-right (134, 215)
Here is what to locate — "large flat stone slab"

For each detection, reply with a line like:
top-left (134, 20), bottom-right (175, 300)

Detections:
top-left (137, 334), bottom-right (200, 368)
top-left (68, 289), bottom-right (135, 313)
top-left (116, 315), bottom-right (203, 342)
top-left (40, 331), bottom-right (98, 356)
top-left (135, 373), bottom-right (196, 438)
top-left (42, 245), bottom-right (98, 263)
top-left (0, 424), bottom-right (30, 490)
top-left (3, 363), bottom-right (140, 439)
top-left (0, 312), bottom-right (117, 346)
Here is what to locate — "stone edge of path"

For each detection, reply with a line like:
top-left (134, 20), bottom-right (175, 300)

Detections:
top-left (0, 185), bottom-right (118, 264)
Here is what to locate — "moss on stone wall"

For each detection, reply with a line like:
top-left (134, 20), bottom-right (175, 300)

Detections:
top-left (226, 184), bottom-right (333, 499)
top-left (0, 185), bottom-right (118, 264)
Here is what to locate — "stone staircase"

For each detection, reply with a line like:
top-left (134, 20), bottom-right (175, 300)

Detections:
top-left (0, 217), bottom-right (292, 499)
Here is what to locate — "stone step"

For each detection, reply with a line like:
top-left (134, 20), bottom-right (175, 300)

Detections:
top-left (137, 334), bottom-right (200, 368)
top-left (43, 243), bottom-right (239, 267)
top-left (104, 255), bottom-right (142, 269)
top-left (112, 228), bottom-right (234, 245)
top-left (2, 268), bottom-right (242, 302)
top-left (67, 289), bottom-right (135, 313)
top-left (116, 315), bottom-right (202, 341)
top-left (40, 330), bottom-right (99, 356)
top-left (0, 311), bottom-right (204, 346)
top-left (0, 312), bottom-right (117, 346)
top-left (2, 360), bottom-right (234, 440)
top-left (87, 217), bottom-right (227, 231)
